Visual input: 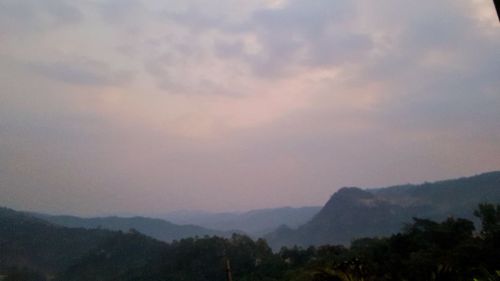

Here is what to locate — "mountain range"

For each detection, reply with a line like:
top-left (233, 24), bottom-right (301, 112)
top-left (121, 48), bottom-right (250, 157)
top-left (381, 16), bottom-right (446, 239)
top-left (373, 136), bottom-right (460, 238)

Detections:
top-left (2, 171), bottom-right (499, 252)
top-left (161, 206), bottom-right (321, 236)
top-left (0, 206), bottom-right (172, 279)
top-left (34, 214), bottom-right (231, 243)
top-left (31, 205), bottom-right (321, 241)
top-left (265, 171), bottom-right (500, 248)
top-left (1, 171), bottom-right (500, 279)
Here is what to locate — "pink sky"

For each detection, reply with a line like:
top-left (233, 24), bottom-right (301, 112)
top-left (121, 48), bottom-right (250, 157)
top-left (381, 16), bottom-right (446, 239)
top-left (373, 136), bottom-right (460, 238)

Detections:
top-left (1, 0), bottom-right (499, 215)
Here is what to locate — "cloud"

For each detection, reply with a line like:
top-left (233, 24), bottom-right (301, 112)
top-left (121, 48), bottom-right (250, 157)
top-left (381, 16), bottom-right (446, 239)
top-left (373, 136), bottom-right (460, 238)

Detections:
top-left (162, 0), bottom-right (369, 77)
top-left (252, 0), bottom-right (354, 35)
top-left (27, 57), bottom-right (134, 87)
top-left (97, 0), bottom-right (149, 27)
top-left (238, 0), bottom-right (370, 76)
top-left (0, 0), bottom-right (83, 33)
top-left (350, 0), bottom-right (500, 135)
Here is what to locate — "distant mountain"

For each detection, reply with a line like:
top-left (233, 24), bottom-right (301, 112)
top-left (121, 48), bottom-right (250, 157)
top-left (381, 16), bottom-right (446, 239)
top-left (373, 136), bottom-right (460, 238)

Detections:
top-left (35, 214), bottom-right (231, 243)
top-left (266, 171), bottom-right (500, 248)
top-left (371, 171), bottom-right (500, 220)
top-left (162, 206), bottom-right (321, 236)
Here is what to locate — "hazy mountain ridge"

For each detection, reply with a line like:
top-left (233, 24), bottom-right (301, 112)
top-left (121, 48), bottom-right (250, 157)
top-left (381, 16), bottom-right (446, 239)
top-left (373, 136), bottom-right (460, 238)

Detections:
top-left (0, 207), bottom-right (283, 281)
top-left (0, 207), bottom-right (118, 274)
top-left (266, 171), bottom-right (500, 248)
top-left (2, 171), bottom-right (500, 280)
top-left (0, 207), bottom-right (169, 279)
top-left (34, 214), bottom-right (232, 243)
top-left (162, 206), bottom-right (321, 236)
top-left (2, 203), bottom-right (500, 281)
top-left (372, 171), bottom-right (500, 219)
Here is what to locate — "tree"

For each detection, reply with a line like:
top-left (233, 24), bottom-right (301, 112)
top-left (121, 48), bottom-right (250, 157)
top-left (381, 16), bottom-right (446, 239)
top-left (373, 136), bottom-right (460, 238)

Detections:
top-left (474, 203), bottom-right (500, 239)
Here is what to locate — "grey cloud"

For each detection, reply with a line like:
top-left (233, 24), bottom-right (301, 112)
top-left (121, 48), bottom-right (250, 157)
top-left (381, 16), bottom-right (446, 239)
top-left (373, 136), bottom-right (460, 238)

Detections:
top-left (0, 0), bottom-right (83, 33)
top-left (144, 54), bottom-right (241, 96)
top-left (359, 1), bottom-right (477, 80)
top-left (214, 33), bottom-right (303, 77)
top-left (252, 0), bottom-right (354, 36)
top-left (160, 0), bottom-right (252, 32)
top-left (215, 41), bottom-right (245, 58)
top-left (143, 52), bottom-right (187, 91)
top-left (28, 58), bottom-right (134, 87)
top-left (355, 0), bottom-right (500, 135)
top-left (164, 0), bottom-right (366, 77)
top-left (98, 0), bottom-right (144, 24)
top-left (44, 0), bottom-right (83, 24)
top-left (141, 33), bottom-right (231, 95)
top-left (228, 0), bottom-right (369, 76)
top-left (397, 5), bottom-right (472, 54)
top-left (165, 8), bottom-right (229, 32)
top-left (304, 32), bottom-right (373, 67)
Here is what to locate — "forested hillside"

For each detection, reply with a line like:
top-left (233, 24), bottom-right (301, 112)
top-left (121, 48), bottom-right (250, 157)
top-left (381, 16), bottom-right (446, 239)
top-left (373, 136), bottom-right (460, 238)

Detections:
top-left (0, 207), bottom-right (167, 279)
top-left (266, 171), bottom-right (500, 248)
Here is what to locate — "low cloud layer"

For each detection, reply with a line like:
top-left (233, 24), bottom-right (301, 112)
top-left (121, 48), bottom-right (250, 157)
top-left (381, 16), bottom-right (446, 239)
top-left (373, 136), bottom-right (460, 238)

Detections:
top-left (1, 0), bottom-right (499, 215)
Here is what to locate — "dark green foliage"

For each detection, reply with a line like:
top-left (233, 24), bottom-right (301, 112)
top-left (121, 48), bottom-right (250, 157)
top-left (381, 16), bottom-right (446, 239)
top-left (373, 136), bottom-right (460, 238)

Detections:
top-left (473, 203), bottom-right (500, 273)
top-left (129, 234), bottom-right (286, 281)
top-left (2, 267), bottom-right (46, 281)
top-left (475, 203), bottom-right (500, 238)
top-left (52, 232), bottom-right (287, 281)
top-left (55, 230), bottom-right (167, 281)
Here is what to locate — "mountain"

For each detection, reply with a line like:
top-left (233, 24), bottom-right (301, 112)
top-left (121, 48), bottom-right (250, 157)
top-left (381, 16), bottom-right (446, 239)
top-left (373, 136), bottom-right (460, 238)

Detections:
top-left (2, 204), bottom-right (500, 281)
top-left (0, 207), bottom-right (281, 281)
top-left (0, 206), bottom-right (110, 274)
top-left (0, 207), bottom-right (165, 277)
top-left (266, 171), bottom-right (500, 248)
top-left (35, 214), bottom-right (231, 243)
top-left (162, 206), bottom-right (321, 236)
top-left (0, 205), bottom-right (175, 281)
top-left (371, 171), bottom-right (500, 220)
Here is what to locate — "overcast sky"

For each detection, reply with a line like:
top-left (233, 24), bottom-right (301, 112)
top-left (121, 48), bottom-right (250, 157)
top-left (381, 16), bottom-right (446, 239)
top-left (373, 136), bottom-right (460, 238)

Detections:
top-left (1, 0), bottom-right (499, 216)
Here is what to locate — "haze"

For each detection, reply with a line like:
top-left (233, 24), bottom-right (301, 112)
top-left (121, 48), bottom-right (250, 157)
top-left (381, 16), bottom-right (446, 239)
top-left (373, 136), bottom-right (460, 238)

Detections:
top-left (1, 0), bottom-right (499, 216)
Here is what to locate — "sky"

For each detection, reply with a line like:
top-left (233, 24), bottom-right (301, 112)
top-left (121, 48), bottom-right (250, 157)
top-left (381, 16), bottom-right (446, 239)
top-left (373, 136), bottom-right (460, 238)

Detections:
top-left (1, 0), bottom-right (499, 216)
